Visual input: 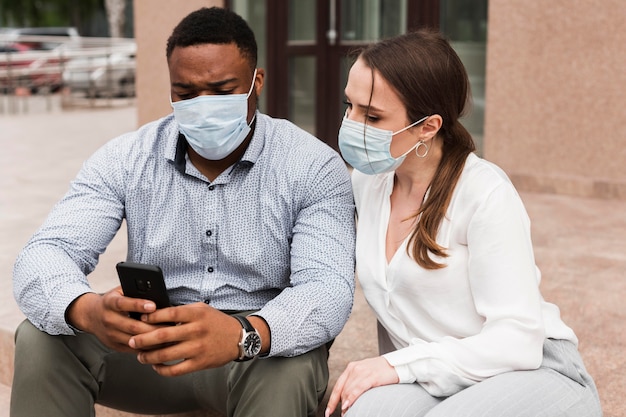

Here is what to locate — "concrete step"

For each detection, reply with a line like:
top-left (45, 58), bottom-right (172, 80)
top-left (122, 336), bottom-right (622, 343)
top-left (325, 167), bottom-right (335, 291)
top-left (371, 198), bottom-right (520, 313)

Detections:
top-left (0, 383), bottom-right (9, 417)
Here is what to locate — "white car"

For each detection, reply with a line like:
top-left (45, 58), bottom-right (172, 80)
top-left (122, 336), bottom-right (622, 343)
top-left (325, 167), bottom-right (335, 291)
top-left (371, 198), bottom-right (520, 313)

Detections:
top-left (62, 45), bottom-right (136, 98)
top-left (63, 38), bottom-right (137, 97)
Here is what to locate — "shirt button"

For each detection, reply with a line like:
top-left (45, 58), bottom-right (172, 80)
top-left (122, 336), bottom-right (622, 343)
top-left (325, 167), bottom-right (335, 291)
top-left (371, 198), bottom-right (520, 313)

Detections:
top-left (208, 185), bottom-right (215, 191)
top-left (207, 267), bottom-right (214, 273)
top-left (206, 230), bottom-right (212, 237)
top-left (204, 299), bottom-right (210, 304)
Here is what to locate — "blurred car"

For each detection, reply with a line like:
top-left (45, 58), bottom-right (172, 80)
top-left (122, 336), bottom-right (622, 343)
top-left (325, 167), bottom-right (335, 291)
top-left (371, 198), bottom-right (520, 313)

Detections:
top-left (62, 50), bottom-right (136, 98)
top-left (0, 27), bottom-right (79, 93)
top-left (1, 27), bottom-right (80, 50)
top-left (0, 40), bottom-right (65, 93)
top-left (0, 41), bottom-right (30, 53)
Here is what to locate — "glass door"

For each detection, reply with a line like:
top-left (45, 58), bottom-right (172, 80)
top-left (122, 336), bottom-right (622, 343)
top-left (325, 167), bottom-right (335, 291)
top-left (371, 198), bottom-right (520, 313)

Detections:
top-left (282, 0), bottom-right (429, 149)
top-left (328, 0), bottom-right (410, 148)
top-left (441, 0), bottom-right (488, 153)
top-left (231, 0), bottom-right (486, 151)
top-left (286, 0), bottom-right (318, 135)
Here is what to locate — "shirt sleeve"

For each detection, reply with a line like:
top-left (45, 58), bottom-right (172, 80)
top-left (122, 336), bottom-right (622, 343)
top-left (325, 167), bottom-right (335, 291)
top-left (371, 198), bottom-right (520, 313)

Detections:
top-left (255, 151), bottom-right (357, 357)
top-left (13, 139), bottom-right (126, 335)
top-left (383, 181), bottom-right (546, 396)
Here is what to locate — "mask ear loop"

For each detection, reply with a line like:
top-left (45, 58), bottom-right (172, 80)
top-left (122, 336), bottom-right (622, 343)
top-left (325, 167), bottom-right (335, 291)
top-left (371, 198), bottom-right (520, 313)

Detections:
top-left (246, 68), bottom-right (258, 98)
top-left (246, 69), bottom-right (259, 128)
top-left (394, 115), bottom-right (430, 159)
top-left (392, 115), bottom-right (429, 136)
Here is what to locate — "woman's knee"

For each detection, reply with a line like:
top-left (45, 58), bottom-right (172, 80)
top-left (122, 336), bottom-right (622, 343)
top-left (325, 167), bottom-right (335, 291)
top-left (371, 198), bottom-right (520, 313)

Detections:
top-left (345, 384), bottom-right (440, 417)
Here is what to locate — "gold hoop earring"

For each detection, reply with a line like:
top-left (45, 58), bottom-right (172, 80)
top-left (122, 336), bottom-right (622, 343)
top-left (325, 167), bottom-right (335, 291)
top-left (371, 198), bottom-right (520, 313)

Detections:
top-left (415, 140), bottom-right (429, 158)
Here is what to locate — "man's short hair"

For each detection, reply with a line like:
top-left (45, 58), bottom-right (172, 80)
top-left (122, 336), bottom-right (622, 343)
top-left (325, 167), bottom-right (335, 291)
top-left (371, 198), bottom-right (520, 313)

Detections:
top-left (166, 7), bottom-right (257, 68)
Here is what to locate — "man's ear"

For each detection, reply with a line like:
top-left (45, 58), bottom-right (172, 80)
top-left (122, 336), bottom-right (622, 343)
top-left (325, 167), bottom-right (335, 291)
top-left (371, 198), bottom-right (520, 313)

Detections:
top-left (421, 115), bottom-right (443, 140)
top-left (253, 68), bottom-right (265, 97)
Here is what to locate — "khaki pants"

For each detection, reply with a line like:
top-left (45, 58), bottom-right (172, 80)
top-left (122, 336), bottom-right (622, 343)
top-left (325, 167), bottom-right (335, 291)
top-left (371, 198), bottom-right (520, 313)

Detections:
top-left (11, 319), bottom-right (329, 417)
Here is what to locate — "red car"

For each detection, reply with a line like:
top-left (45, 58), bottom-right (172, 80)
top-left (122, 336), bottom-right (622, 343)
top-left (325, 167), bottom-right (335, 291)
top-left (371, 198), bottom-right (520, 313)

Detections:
top-left (0, 40), bottom-right (65, 93)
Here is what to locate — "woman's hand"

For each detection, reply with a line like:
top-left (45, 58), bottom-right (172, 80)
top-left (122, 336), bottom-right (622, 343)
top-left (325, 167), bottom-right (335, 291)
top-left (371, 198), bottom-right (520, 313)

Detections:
top-left (325, 356), bottom-right (399, 416)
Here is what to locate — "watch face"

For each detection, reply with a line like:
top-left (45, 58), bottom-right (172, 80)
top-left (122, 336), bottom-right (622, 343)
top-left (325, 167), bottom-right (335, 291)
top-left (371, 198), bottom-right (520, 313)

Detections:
top-left (244, 332), bottom-right (262, 357)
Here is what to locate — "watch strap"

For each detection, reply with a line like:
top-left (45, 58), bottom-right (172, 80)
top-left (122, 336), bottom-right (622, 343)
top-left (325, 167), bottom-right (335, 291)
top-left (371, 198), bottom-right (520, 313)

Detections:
top-left (233, 315), bottom-right (255, 333)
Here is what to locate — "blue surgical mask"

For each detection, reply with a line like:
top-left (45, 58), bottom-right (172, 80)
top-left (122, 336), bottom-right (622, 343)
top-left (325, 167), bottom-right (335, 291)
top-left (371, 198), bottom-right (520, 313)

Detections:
top-left (171, 69), bottom-right (257, 160)
top-left (338, 115), bottom-right (429, 175)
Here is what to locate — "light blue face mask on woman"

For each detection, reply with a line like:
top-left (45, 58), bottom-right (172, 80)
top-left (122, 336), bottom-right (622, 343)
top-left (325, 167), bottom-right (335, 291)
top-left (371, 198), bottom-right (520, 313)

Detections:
top-left (171, 69), bottom-right (257, 160)
top-left (338, 115), bottom-right (429, 175)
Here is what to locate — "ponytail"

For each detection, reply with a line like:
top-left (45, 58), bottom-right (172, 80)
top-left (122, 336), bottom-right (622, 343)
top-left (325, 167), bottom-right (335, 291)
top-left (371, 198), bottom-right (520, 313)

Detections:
top-left (408, 119), bottom-right (475, 269)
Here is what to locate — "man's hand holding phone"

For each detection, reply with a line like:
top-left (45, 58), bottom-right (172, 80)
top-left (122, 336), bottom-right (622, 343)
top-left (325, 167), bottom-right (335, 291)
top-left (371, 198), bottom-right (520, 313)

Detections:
top-left (112, 262), bottom-right (268, 376)
top-left (65, 285), bottom-right (161, 353)
top-left (65, 261), bottom-right (173, 354)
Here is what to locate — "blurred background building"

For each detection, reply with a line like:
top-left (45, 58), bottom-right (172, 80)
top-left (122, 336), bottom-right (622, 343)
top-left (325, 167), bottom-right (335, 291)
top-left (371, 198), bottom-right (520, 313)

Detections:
top-left (133, 0), bottom-right (488, 153)
top-left (134, 0), bottom-right (625, 201)
top-left (2, 0), bottom-right (625, 201)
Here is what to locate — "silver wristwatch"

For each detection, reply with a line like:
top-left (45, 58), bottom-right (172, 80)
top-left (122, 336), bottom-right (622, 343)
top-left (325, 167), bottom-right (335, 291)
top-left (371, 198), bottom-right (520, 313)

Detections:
top-left (233, 315), bottom-right (262, 361)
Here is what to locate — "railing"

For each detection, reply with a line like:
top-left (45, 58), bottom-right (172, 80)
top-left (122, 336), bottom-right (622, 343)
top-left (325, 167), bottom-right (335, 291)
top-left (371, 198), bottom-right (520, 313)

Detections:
top-left (0, 34), bottom-right (136, 114)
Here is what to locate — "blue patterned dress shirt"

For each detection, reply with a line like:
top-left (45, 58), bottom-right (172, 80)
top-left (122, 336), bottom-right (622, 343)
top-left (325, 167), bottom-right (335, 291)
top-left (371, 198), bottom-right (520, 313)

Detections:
top-left (13, 112), bottom-right (356, 357)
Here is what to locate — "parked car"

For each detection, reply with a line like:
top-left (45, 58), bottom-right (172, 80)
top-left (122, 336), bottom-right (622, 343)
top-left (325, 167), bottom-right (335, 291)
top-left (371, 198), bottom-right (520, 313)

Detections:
top-left (0, 41), bottom-right (30, 53)
top-left (1, 27), bottom-right (80, 50)
top-left (0, 40), bottom-right (65, 93)
top-left (62, 49), bottom-right (136, 98)
top-left (0, 27), bottom-right (79, 93)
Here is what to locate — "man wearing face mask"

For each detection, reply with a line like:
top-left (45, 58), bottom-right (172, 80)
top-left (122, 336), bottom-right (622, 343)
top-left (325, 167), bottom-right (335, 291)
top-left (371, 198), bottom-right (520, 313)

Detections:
top-left (11, 7), bottom-right (355, 417)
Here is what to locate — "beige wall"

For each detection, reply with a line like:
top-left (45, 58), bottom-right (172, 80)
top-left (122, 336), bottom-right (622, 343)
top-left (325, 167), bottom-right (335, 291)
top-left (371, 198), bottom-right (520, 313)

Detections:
top-left (484, 0), bottom-right (626, 200)
top-left (133, 0), bottom-right (224, 126)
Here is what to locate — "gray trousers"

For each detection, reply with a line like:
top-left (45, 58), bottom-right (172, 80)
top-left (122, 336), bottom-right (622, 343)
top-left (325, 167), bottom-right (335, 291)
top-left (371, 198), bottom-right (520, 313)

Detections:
top-left (10, 319), bottom-right (329, 417)
top-left (345, 325), bottom-right (602, 417)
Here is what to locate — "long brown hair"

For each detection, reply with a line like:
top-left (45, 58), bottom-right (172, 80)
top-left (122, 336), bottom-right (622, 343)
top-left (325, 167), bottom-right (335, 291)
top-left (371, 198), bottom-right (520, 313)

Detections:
top-left (359, 29), bottom-right (476, 269)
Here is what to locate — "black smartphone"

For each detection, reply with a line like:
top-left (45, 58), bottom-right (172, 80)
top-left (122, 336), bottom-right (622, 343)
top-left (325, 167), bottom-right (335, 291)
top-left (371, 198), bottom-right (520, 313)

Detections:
top-left (116, 261), bottom-right (171, 320)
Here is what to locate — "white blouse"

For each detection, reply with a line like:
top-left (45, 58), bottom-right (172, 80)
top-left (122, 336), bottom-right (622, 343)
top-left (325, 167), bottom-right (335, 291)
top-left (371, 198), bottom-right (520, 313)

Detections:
top-left (352, 153), bottom-right (577, 397)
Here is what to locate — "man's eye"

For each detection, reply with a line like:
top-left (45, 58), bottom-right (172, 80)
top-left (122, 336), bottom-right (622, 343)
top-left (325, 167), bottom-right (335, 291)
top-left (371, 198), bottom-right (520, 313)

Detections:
top-left (174, 91), bottom-right (194, 100)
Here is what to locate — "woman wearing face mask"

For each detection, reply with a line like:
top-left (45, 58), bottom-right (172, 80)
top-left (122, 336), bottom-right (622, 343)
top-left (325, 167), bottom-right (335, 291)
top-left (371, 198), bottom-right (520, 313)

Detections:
top-left (326, 29), bottom-right (602, 417)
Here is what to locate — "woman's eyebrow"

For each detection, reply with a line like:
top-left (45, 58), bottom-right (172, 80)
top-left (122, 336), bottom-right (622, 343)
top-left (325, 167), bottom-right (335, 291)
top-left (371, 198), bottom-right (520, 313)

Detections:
top-left (357, 102), bottom-right (384, 113)
top-left (344, 90), bottom-right (385, 113)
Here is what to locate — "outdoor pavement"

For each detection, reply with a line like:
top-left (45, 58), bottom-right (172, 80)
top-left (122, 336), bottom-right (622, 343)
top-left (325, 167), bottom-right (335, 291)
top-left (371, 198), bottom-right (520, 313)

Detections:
top-left (0, 94), bottom-right (624, 416)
